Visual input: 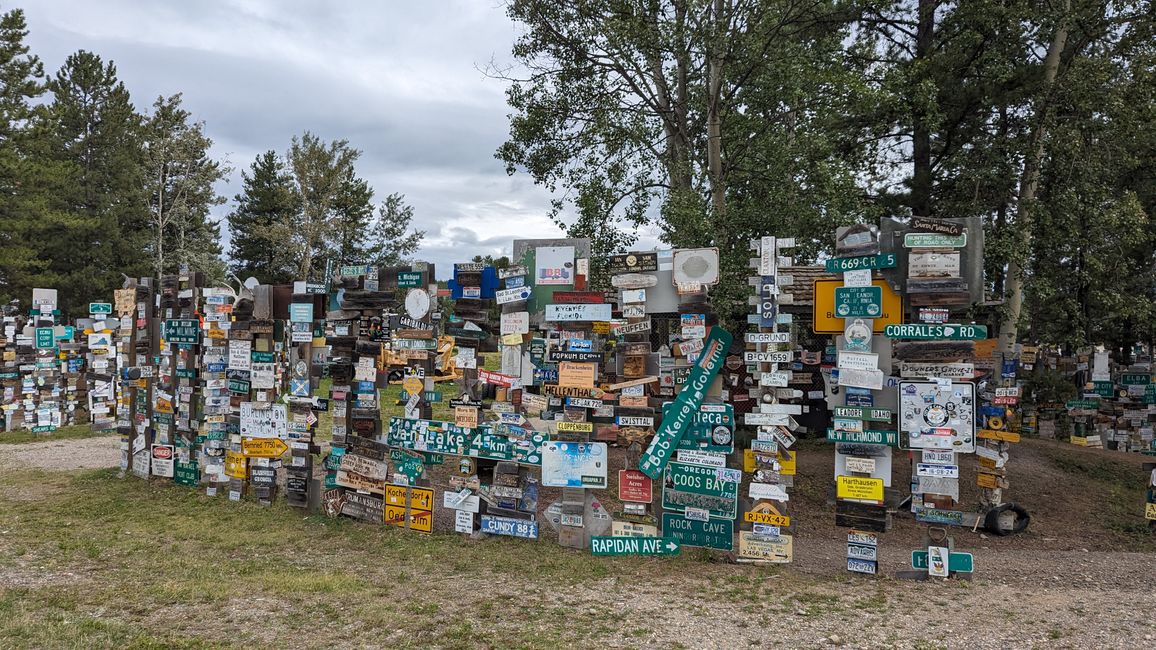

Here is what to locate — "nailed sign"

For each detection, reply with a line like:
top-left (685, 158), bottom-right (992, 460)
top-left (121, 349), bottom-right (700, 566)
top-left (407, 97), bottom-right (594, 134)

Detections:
top-left (545, 303), bottom-right (613, 321)
top-left (834, 286), bottom-right (882, 319)
top-left (608, 252), bottom-right (659, 274)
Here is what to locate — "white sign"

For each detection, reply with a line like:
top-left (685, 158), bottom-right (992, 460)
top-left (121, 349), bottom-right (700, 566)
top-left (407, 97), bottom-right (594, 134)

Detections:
top-left (759, 371), bottom-right (791, 387)
top-left (759, 236), bottom-right (777, 275)
top-left (749, 482), bottom-right (789, 502)
top-left (837, 351), bottom-right (879, 372)
top-left (613, 320), bottom-right (652, 335)
top-left (540, 441), bottom-right (608, 489)
top-left (745, 412), bottom-right (792, 426)
top-left (500, 311), bottom-right (530, 335)
top-left (745, 332), bottom-right (791, 344)
top-left (916, 463), bottom-right (960, 478)
top-left (842, 268), bottom-right (872, 287)
top-left (620, 289), bottom-right (646, 303)
top-left (837, 368), bottom-right (885, 390)
top-left (239, 403), bottom-right (288, 439)
top-left (745, 351), bottom-right (792, 364)
top-left (545, 303), bottom-right (613, 322)
top-left (915, 476), bottom-right (960, 501)
top-left (251, 363), bottom-right (276, 390)
top-left (228, 340), bottom-right (252, 371)
top-left (675, 450), bottom-right (727, 468)
top-left (844, 457), bottom-right (876, 473)
top-left (673, 248), bottom-right (720, 286)
top-left (495, 286), bottom-right (532, 304)
top-left (455, 510), bottom-right (474, 534)
top-left (900, 362), bottom-right (974, 379)
top-left (922, 449), bottom-right (955, 465)
top-left (443, 491), bottom-right (481, 513)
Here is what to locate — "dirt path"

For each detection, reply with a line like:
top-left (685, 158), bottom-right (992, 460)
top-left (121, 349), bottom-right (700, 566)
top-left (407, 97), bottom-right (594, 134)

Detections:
top-left (0, 435), bottom-right (119, 471)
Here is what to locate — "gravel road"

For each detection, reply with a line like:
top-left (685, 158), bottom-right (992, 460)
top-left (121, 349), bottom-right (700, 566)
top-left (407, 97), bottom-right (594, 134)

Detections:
top-left (0, 435), bottom-right (120, 471)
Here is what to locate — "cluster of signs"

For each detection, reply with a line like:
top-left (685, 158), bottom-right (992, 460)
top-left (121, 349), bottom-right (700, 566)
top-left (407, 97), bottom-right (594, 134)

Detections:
top-left (1059, 349), bottom-right (1155, 452)
top-left (0, 290), bottom-right (112, 435)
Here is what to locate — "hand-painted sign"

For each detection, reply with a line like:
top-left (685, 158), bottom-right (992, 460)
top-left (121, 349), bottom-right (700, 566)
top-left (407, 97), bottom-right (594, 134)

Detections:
top-left (545, 303), bottom-right (613, 321)
top-left (736, 532), bottom-right (792, 563)
top-left (638, 327), bottom-right (733, 479)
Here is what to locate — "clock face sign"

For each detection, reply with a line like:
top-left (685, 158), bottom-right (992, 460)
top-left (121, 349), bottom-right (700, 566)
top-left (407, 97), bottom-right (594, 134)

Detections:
top-left (405, 289), bottom-right (431, 320)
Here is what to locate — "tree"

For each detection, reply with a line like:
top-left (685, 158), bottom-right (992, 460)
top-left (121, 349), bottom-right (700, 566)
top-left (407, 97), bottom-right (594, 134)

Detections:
top-left (227, 150), bottom-right (299, 284)
top-left (327, 164), bottom-right (375, 267)
top-left (40, 50), bottom-right (146, 313)
top-left (368, 193), bottom-right (424, 267)
top-left (281, 132), bottom-right (362, 280)
top-left (0, 6), bottom-right (46, 305)
top-left (142, 93), bottom-right (229, 280)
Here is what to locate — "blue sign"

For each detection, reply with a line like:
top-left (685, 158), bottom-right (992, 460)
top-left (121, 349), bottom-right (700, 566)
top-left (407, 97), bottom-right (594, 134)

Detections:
top-left (289, 303), bottom-right (314, 323)
top-left (845, 387), bottom-right (874, 407)
top-left (480, 515), bottom-right (538, 539)
top-left (448, 266), bottom-right (500, 299)
top-left (533, 368), bottom-right (558, 385)
top-left (569, 339), bottom-right (593, 352)
top-left (505, 275), bottom-right (525, 288)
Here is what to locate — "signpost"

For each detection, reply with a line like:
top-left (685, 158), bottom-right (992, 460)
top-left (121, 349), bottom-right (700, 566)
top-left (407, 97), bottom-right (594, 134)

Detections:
top-left (590, 536), bottom-right (680, 556)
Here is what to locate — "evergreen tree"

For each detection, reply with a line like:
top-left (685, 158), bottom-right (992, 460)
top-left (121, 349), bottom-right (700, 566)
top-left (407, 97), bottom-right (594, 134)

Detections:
top-left (0, 7), bottom-right (47, 305)
top-left (142, 93), bottom-right (229, 281)
top-left (226, 150), bottom-right (298, 284)
top-left (368, 193), bottom-right (424, 267)
top-left (41, 50), bottom-right (146, 314)
top-left (326, 165), bottom-right (375, 267)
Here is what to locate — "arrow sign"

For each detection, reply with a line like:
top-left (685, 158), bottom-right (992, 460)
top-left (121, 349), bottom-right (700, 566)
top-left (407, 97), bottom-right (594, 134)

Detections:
top-left (241, 438), bottom-right (290, 458)
top-left (590, 536), bottom-right (680, 556)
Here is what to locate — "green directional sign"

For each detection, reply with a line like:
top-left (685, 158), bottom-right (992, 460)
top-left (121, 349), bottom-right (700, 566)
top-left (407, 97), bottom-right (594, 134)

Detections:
top-left (826, 428), bottom-right (899, 446)
top-left (1066, 400), bottom-right (1100, 409)
top-left (883, 324), bottom-right (988, 340)
top-left (228, 379), bottom-right (251, 393)
top-left (252, 351), bottom-right (274, 363)
top-left (591, 536), bottom-right (680, 556)
top-left (31, 425), bottom-right (56, 433)
top-left (662, 462), bottom-right (739, 519)
top-left (639, 327), bottom-right (733, 479)
top-left (1091, 381), bottom-right (1114, 398)
top-left (399, 390), bottom-right (443, 403)
top-left (174, 460), bottom-right (199, 487)
top-left (904, 232), bottom-right (967, 248)
top-left (1121, 373), bottom-right (1151, 386)
top-left (34, 327), bottom-right (55, 349)
top-left (662, 513), bottom-right (733, 551)
top-left (912, 550), bottom-right (973, 573)
top-left (89, 302), bottom-right (113, 314)
top-left (164, 319), bottom-right (200, 344)
top-left (397, 272), bottom-right (423, 288)
top-left (834, 286), bottom-right (882, 318)
top-left (825, 253), bottom-right (897, 273)
top-left (389, 449), bottom-right (424, 481)
top-left (833, 406), bottom-right (892, 422)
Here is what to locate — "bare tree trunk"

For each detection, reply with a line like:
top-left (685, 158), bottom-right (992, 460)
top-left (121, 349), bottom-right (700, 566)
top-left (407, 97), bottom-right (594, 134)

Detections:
top-left (706, 0), bottom-right (727, 226)
top-left (910, 0), bottom-right (935, 218)
top-left (998, 0), bottom-right (1069, 354)
top-left (154, 165), bottom-right (165, 278)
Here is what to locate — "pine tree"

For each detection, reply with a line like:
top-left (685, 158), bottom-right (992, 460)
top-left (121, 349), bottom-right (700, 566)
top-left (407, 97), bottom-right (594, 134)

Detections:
top-left (369, 193), bottom-right (424, 267)
top-left (326, 165), bottom-right (375, 267)
top-left (41, 50), bottom-right (147, 314)
top-left (226, 150), bottom-right (298, 284)
top-left (0, 7), bottom-right (46, 305)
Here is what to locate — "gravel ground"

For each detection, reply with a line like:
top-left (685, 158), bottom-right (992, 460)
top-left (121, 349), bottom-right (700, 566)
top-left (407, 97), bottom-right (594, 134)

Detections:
top-left (0, 435), bottom-right (120, 471)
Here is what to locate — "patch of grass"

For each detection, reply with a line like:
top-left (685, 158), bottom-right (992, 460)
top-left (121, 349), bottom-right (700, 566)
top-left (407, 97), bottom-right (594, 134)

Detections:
top-left (0, 423), bottom-right (115, 445)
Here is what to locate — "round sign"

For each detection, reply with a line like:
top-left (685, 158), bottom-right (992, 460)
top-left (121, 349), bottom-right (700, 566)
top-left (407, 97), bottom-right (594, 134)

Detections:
top-left (404, 288), bottom-right (431, 320)
top-left (711, 425), bottom-right (733, 447)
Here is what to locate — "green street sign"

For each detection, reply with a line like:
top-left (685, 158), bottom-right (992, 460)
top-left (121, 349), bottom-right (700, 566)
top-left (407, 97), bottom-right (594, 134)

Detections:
top-left (1092, 381), bottom-right (1114, 398)
top-left (89, 302), bottom-right (113, 314)
top-left (883, 324), bottom-right (988, 340)
top-left (904, 232), bottom-right (967, 248)
top-left (826, 428), bottom-right (899, 446)
top-left (1120, 373), bottom-right (1151, 386)
top-left (31, 425), bottom-right (56, 433)
top-left (639, 327), bottom-right (733, 479)
top-left (1065, 400), bottom-right (1100, 409)
top-left (175, 368), bottom-right (198, 379)
top-left (833, 406), bottom-right (892, 422)
top-left (912, 550), bottom-right (973, 573)
top-left (389, 449), bottom-right (424, 480)
top-left (671, 403), bottom-right (735, 454)
top-left (661, 513), bottom-right (733, 551)
top-left (398, 272), bottom-right (423, 288)
top-left (228, 379), bottom-right (251, 393)
top-left (164, 319), bottom-right (200, 344)
top-left (252, 351), bottom-right (274, 363)
top-left (591, 536), bottom-right (680, 557)
top-left (825, 253), bottom-right (897, 273)
top-left (34, 328), bottom-right (55, 349)
top-left (398, 390), bottom-right (443, 403)
top-left (662, 462), bottom-right (739, 519)
top-left (834, 286), bottom-right (882, 318)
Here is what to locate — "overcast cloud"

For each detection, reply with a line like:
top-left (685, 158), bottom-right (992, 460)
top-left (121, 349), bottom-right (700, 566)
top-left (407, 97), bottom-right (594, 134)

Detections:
top-left (21, 1), bottom-right (662, 278)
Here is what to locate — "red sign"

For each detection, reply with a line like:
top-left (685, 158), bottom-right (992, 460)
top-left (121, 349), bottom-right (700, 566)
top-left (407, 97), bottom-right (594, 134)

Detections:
top-left (551, 291), bottom-right (605, 304)
top-left (618, 469), bottom-right (653, 503)
top-left (992, 396), bottom-right (1019, 405)
top-left (478, 369), bottom-right (517, 387)
top-left (152, 445), bottom-right (173, 460)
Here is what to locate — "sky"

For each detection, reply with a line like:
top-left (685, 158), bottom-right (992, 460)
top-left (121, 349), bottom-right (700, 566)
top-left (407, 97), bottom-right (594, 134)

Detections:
top-left (22, 1), bottom-right (663, 278)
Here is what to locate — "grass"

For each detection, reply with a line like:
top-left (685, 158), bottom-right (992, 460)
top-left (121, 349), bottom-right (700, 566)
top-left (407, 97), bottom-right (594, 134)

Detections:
top-left (0, 423), bottom-right (116, 445)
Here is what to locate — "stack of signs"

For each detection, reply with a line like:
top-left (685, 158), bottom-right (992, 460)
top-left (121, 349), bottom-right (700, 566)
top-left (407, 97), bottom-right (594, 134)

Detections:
top-left (903, 218), bottom-right (969, 308)
top-left (449, 261), bottom-right (494, 406)
top-left (822, 227), bottom-right (896, 564)
top-left (155, 272), bottom-right (205, 483)
top-left (0, 313), bottom-right (21, 432)
top-left (117, 282), bottom-right (154, 478)
top-left (84, 303), bottom-right (119, 432)
top-left (737, 236), bottom-right (799, 564)
top-left (199, 287), bottom-right (233, 492)
top-left (975, 404), bottom-right (1018, 505)
top-left (18, 289), bottom-right (68, 434)
top-left (899, 379), bottom-right (976, 522)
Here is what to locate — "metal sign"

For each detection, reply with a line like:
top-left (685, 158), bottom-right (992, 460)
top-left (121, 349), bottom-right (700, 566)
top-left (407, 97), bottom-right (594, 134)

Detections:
top-left (241, 438), bottom-right (289, 458)
top-left (832, 406), bottom-right (892, 422)
top-left (826, 428), bottom-right (898, 446)
top-left (661, 513), bottom-right (733, 551)
top-left (662, 461), bottom-right (739, 519)
top-left (834, 286), bottom-right (882, 318)
top-left (545, 303), bottom-right (613, 321)
top-left (480, 515), bottom-right (538, 539)
top-left (618, 469), bottom-right (653, 503)
top-left (164, 319), bottom-right (200, 344)
top-left (608, 252), bottom-right (659, 274)
top-left (737, 532), bottom-right (792, 563)
top-left (813, 279), bottom-right (902, 334)
top-left (911, 550), bottom-right (974, 573)
top-left (884, 324), bottom-right (988, 340)
top-left (836, 476), bottom-right (883, 503)
top-left (904, 232), bottom-right (967, 248)
top-left (590, 536), bottom-right (679, 556)
top-left (540, 441), bottom-right (608, 489)
top-left (825, 253), bottom-right (897, 273)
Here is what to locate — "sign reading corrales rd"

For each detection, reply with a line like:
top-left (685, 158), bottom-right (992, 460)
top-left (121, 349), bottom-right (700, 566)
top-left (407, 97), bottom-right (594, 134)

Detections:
top-left (883, 324), bottom-right (988, 340)
top-left (590, 536), bottom-right (680, 556)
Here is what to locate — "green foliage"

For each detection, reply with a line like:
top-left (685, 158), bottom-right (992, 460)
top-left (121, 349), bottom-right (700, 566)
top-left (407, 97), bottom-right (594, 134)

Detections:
top-left (226, 150), bottom-right (299, 284)
top-left (368, 193), bottom-right (424, 268)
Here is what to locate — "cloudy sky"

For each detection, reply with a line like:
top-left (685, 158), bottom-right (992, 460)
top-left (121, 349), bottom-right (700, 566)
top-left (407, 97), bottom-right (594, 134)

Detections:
top-left (22, 1), bottom-right (662, 278)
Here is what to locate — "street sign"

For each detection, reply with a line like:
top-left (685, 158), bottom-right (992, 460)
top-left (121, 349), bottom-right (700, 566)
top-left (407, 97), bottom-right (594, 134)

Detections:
top-left (884, 323), bottom-right (988, 339)
top-left (661, 513), bottom-right (733, 551)
top-left (904, 232), bottom-right (966, 248)
top-left (590, 536), bottom-right (680, 556)
top-left (241, 438), bottom-right (289, 458)
top-left (834, 286), bottom-right (882, 318)
top-left (88, 302), bottom-right (113, 314)
top-left (34, 327), bottom-right (54, 349)
top-left (911, 550), bottom-right (974, 573)
top-left (662, 462), bottom-right (738, 519)
top-left (825, 253), bottom-right (897, 273)
top-left (826, 429), bottom-right (898, 446)
top-left (832, 406), bottom-right (891, 422)
top-left (164, 319), bottom-right (200, 344)
top-left (813, 279), bottom-right (901, 333)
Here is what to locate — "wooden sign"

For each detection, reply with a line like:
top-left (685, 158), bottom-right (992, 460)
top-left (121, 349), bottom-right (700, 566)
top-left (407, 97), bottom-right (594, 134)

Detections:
top-left (623, 355), bottom-right (646, 378)
top-left (609, 252), bottom-right (658, 274)
top-left (910, 217), bottom-right (964, 236)
top-left (454, 406), bottom-right (479, 429)
top-left (551, 291), bottom-right (604, 303)
top-left (610, 273), bottom-right (658, 289)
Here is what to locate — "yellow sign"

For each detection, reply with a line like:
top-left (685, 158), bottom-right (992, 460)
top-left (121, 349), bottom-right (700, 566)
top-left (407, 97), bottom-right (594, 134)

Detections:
top-left (778, 450), bottom-right (797, 476)
top-left (978, 429), bottom-right (1020, 443)
top-left (836, 475), bottom-right (883, 503)
top-left (206, 328), bottom-right (227, 339)
top-left (1146, 503), bottom-right (1156, 520)
top-left (556, 421), bottom-right (594, 433)
top-left (224, 451), bottom-right (247, 479)
top-left (976, 473), bottom-right (999, 489)
top-left (383, 485), bottom-right (433, 533)
top-left (813, 279), bottom-right (902, 334)
top-left (592, 322), bottom-right (611, 334)
top-left (402, 377), bottom-right (423, 397)
top-left (241, 438), bottom-right (289, 457)
top-left (1070, 436), bottom-right (1088, 446)
top-left (385, 504), bottom-right (407, 526)
top-left (500, 332), bottom-right (522, 345)
top-left (744, 511), bottom-right (790, 527)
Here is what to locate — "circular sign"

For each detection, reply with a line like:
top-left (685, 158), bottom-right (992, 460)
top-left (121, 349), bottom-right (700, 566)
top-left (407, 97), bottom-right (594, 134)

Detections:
top-left (404, 288), bottom-right (431, 320)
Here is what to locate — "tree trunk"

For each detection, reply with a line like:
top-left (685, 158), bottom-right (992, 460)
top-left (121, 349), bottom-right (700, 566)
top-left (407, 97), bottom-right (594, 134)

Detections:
top-left (154, 165), bottom-right (165, 278)
top-left (910, 0), bottom-right (935, 218)
top-left (706, 0), bottom-right (727, 228)
top-left (998, 1), bottom-right (1069, 354)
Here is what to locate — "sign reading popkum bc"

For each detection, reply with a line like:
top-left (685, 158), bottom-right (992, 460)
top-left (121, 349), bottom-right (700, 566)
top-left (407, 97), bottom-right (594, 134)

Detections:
top-left (638, 327), bottom-right (733, 479)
